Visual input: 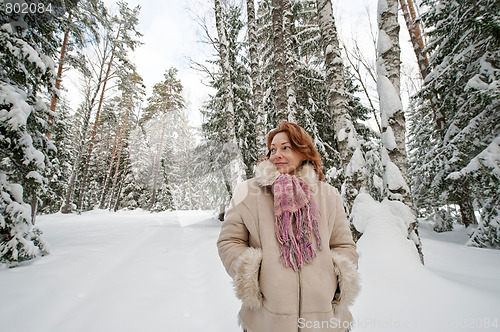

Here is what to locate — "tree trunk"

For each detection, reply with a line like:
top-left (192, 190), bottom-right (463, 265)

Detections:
top-left (378, 0), bottom-right (424, 263)
top-left (150, 113), bottom-right (168, 209)
top-left (61, 78), bottom-right (99, 214)
top-left (398, 0), bottom-right (429, 79)
top-left (48, 11), bottom-right (72, 138)
top-left (271, 0), bottom-right (288, 124)
top-left (113, 157), bottom-right (129, 212)
top-left (246, 0), bottom-right (266, 156)
top-left (108, 106), bottom-right (129, 208)
top-left (77, 26), bottom-right (121, 212)
top-left (316, 0), bottom-right (366, 211)
top-left (99, 111), bottom-right (123, 209)
top-left (398, 0), bottom-right (445, 138)
top-left (283, 0), bottom-right (297, 122)
top-left (214, 0), bottom-right (244, 192)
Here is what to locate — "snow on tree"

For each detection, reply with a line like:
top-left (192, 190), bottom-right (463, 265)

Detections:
top-left (0, 1), bottom-right (68, 265)
top-left (410, 0), bottom-right (500, 247)
top-left (245, 0), bottom-right (266, 156)
top-left (214, 0), bottom-right (245, 194)
top-left (376, 0), bottom-right (423, 262)
top-left (315, 0), bottom-right (374, 212)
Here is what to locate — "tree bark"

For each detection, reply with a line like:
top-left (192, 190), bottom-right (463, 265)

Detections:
top-left (246, 0), bottom-right (266, 156)
top-left (398, 0), bottom-right (429, 79)
top-left (316, 0), bottom-right (366, 211)
top-left (271, 0), bottom-right (288, 124)
top-left (378, 0), bottom-right (424, 263)
top-left (48, 11), bottom-right (72, 138)
top-left (214, 0), bottom-right (244, 192)
top-left (283, 0), bottom-right (297, 122)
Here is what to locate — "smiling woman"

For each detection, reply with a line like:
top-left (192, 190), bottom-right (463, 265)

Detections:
top-left (217, 122), bottom-right (360, 332)
top-left (267, 122), bottom-right (325, 180)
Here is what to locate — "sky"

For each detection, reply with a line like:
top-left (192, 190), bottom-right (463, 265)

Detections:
top-left (63, 0), bottom-right (420, 131)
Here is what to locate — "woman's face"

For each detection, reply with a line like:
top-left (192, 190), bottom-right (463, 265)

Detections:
top-left (269, 132), bottom-right (305, 175)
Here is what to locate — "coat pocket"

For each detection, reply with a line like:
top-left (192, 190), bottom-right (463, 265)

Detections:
top-left (233, 247), bottom-right (263, 309)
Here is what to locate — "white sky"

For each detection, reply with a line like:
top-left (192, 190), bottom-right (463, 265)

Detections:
top-left (63, 0), bottom-right (419, 131)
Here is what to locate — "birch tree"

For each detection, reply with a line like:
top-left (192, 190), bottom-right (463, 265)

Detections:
top-left (246, 0), bottom-right (266, 156)
top-left (315, 0), bottom-right (368, 211)
top-left (271, 0), bottom-right (289, 123)
top-left (214, 0), bottom-right (245, 193)
top-left (377, 0), bottom-right (423, 262)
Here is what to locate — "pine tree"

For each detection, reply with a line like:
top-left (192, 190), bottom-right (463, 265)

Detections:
top-left (0, 0), bottom-right (68, 265)
top-left (412, 0), bottom-right (500, 247)
top-left (141, 68), bottom-right (185, 210)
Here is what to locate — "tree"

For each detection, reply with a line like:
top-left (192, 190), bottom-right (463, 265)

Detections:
top-left (76, 1), bottom-right (142, 212)
top-left (315, 0), bottom-right (370, 211)
top-left (246, 0), bottom-right (266, 156)
top-left (214, 0), bottom-right (246, 194)
top-left (0, 0), bottom-right (70, 265)
top-left (142, 68), bottom-right (185, 209)
top-left (377, 0), bottom-right (423, 262)
top-left (411, 0), bottom-right (500, 247)
top-left (271, 0), bottom-right (289, 123)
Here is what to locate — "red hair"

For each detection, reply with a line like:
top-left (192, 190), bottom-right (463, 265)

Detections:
top-left (266, 122), bottom-right (324, 181)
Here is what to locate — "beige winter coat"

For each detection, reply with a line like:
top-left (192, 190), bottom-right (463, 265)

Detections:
top-left (217, 160), bottom-right (360, 332)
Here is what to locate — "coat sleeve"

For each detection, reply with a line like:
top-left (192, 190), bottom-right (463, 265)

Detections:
top-left (216, 203), bottom-right (250, 278)
top-left (329, 188), bottom-right (361, 310)
top-left (329, 188), bottom-right (359, 265)
top-left (217, 197), bottom-right (264, 309)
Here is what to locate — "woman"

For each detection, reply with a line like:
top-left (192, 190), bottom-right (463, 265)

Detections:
top-left (217, 122), bottom-right (360, 332)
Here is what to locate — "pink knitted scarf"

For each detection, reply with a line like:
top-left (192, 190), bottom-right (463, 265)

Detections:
top-left (272, 173), bottom-right (322, 271)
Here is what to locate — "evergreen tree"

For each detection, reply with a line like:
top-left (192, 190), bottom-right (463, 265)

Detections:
top-left (0, 0), bottom-right (69, 265)
top-left (411, 0), bottom-right (500, 247)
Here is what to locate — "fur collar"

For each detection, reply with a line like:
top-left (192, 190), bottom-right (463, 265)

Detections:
top-left (255, 159), bottom-right (319, 189)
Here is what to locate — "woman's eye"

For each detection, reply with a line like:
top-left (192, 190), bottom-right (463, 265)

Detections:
top-left (283, 146), bottom-right (290, 150)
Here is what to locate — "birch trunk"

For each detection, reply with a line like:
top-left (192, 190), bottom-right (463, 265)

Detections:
top-left (377, 0), bottom-right (424, 263)
top-left (214, 0), bottom-right (244, 193)
top-left (271, 0), bottom-right (288, 124)
top-left (316, 0), bottom-right (366, 211)
top-left (377, 0), bottom-right (410, 202)
top-left (77, 26), bottom-right (121, 212)
top-left (246, 0), bottom-right (266, 156)
top-left (283, 0), bottom-right (297, 122)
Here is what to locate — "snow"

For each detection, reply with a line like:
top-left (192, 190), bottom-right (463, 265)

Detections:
top-left (381, 126), bottom-right (397, 151)
top-left (448, 135), bottom-right (500, 180)
top-left (376, 75), bottom-right (403, 127)
top-left (351, 194), bottom-right (500, 331)
top-left (377, 30), bottom-right (392, 55)
top-left (1, 208), bottom-right (500, 332)
top-left (346, 147), bottom-right (366, 176)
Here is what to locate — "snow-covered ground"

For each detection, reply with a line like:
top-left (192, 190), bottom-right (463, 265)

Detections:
top-left (1, 208), bottom-right (499, 332)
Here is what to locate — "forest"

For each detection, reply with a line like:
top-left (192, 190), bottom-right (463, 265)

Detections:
top-left (0, 0), bottom-right (498, 267)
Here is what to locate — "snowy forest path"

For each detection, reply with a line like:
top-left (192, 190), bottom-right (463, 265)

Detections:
top-left (0, 210), bottom-right (241, 332)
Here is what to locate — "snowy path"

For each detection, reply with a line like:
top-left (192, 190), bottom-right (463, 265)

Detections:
top-left (1, 209), bottom-right (500, 332)
top-left (0, 210), bottom-right (241, 332)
